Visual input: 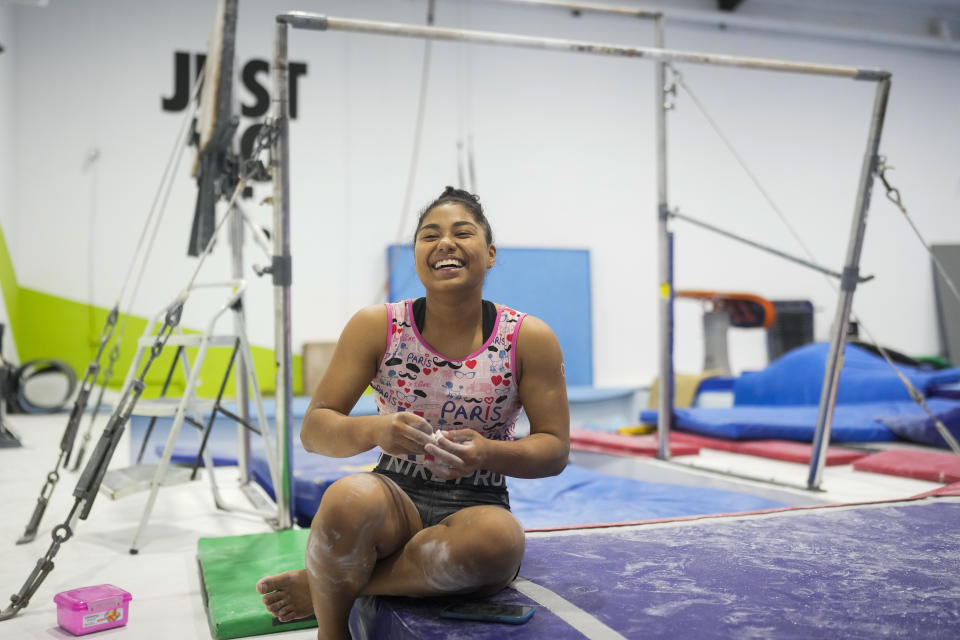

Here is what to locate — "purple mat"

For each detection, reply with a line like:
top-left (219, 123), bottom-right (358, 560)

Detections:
top-left (351, 498), bottom-right (960, 638)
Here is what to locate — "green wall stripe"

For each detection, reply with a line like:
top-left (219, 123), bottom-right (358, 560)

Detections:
top-left (16, 287), bottom-right (302, 398)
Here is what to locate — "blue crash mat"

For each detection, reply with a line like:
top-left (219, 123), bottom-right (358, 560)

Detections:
top-left (247, 454), bottom-right (785, 528)
top-left (640, 403), bottom-right (904, 442)
top-left (734, 343), bottom-right (960, 405)
top-left (507, 463), bottom-right (783, 529)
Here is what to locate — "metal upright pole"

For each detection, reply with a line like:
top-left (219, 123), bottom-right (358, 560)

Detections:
top-left (271, 20), bottom-right (294, 529)
top-left (228, 205), bottom-right (252, 483)
top-left (807, 75), bottom-right (891, 490)
top-left (654, 15), bottom-right (673, 460)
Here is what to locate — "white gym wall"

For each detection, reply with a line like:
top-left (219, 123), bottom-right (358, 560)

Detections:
top-left (1, 0), bottom-right (957, 387)
top-left (0, 1), bottom-right (19, 364)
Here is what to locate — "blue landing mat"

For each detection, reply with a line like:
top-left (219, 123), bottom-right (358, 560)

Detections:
top-left (640, 404), bottom-right (895, 442)
top-left (641, 342), bottom-right (960, 444)
top-left (641, 399), bottom-right (960, 443)
top-left (352, 498), bottom-right (960, 639)
top-left (734, 343), bottom-right (960, 405)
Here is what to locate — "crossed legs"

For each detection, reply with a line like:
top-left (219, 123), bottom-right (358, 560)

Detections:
top-left (257, 473), bottom-right (525, 640)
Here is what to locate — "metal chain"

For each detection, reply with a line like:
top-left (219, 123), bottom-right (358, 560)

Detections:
top-left (8, 116), bottom-right (277, 613)
top-left (5, 117), bottom-right (264, 621)
top-left (1, 301), bottom-right (184, 622)
top-left (16, 306), bottom-right (119, 544)
top-left (69, 341), bottom-right (122, 472)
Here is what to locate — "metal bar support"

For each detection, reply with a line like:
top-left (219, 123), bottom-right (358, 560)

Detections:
top-left (654, 15), bottom-right (673, 460)
top-left (807, 77), bottom-right (892, 490)
top-left (669, 210), bottom-right (874, 282)
top-left (272, 20), bottom-right (294, 530)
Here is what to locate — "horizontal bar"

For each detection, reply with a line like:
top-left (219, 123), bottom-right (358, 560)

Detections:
top-left (479, 0), bottom-right (662, 19)
top-left (277, 12), bottom-right (889, 81)
top-left (670, 210), bottom-right (874, 282)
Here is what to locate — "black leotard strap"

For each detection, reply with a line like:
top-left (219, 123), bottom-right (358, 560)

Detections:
top-left (412, 297), bottom-right (496, 343)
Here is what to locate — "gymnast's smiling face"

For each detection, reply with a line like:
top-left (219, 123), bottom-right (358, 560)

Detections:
top-left (414, 202), bottom-right (496, 295)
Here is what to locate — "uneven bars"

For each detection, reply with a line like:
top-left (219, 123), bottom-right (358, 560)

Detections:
top-left (272, 10), bottom-right (893, 493)
top-left (277, 12), bottom-right (889, 81)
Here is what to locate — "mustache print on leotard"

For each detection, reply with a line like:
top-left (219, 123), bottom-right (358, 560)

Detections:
top-left (432, 357), bottom-right (463, 370)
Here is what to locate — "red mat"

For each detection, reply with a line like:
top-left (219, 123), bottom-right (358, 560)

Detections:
top-left (570, 429), bottom-right (866, 466)
top-left (853, 449), bottom-right (960, 484)
top-left (671, 431), bottom-right (867, 466)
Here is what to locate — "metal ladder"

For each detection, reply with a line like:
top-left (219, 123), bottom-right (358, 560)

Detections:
top-left (99, 280), bottom-right (281, 554)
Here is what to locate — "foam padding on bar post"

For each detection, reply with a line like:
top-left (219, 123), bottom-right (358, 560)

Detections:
top-left (198, 529), bottom-right (314, 639)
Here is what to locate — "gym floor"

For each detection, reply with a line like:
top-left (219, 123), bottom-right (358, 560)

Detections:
top-left (0, 411), bottom-right (315, 640)
top-left (0, 410), bottom-right (945, 639)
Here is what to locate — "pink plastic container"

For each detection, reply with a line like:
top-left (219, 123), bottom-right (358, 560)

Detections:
top-left (54, 584), bottom-right (132, 636)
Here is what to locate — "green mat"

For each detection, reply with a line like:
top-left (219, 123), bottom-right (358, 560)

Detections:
top-left (198, 529), bottom-right (317, 639)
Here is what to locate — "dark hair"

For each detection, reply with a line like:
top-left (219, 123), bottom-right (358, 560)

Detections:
top-left (414, 186), bottom-right (494, 245)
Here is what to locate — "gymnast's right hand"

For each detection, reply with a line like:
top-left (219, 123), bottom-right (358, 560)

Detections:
top-left (375, 412), bottom-right (435, 457)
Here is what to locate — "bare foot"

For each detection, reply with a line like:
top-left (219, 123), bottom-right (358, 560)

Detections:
top-left (256, 570), bottom-right (314, 622)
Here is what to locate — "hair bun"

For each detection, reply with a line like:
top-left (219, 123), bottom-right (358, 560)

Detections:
top-left (440, 186), bottom-right (479, 203)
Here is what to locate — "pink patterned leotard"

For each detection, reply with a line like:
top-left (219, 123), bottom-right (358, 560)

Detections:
top-left (370, 299), bottom-right (526, 490)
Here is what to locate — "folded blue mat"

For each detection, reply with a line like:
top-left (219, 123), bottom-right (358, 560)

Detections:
top-left (640, 404), bottom-right (902, 442)
top-left (877, 402), bottom-right (960, 448)
top-left (734, 343), bottom-right (960, 406)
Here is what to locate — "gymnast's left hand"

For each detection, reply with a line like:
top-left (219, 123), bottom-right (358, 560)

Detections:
top-left (423, 429), bottom-right (485, 481)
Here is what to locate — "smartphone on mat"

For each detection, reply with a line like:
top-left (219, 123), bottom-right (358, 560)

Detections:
top-left (440, 602), bottom-right (535, 624)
